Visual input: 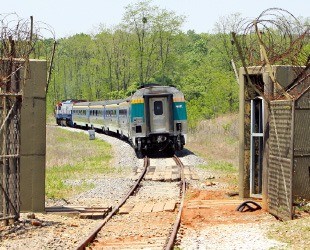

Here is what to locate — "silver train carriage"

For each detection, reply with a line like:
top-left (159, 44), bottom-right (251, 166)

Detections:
top-left (130, 85), bottom-right (187, 153)
top-left (67, 85), bottom-right (187, 154)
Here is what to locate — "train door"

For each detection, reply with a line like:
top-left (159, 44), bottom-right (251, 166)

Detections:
top-left (149, 97), bottom-right (170, 133)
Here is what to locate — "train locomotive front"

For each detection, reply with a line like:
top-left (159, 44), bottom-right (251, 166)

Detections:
top-left (129, 85), bottom-right (187, 154)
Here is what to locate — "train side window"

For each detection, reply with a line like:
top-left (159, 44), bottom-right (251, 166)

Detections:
top-left (119, 109), bottom-right (126, 116)
top-left (154, 101), bottom-right (163, 115)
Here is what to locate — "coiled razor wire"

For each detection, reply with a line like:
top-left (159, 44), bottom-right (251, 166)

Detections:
top-left (230, 8), bottom-right (309, 100)
top-left (236, 8), bottom-right (309, 67)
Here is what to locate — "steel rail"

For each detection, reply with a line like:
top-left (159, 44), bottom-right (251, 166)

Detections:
top-left (165, 155), bottom-right (187, 250)
top-left (75, 156), bottom-right (149, 250)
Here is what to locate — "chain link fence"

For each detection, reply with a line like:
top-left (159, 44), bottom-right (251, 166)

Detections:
top-left (1, 13), bottom-right (54, 224)
top-left (0, 63), bottom-right (22, 223)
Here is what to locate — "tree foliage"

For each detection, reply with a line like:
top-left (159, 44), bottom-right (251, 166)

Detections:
top-left (33, 2), bottom-right (308, 128)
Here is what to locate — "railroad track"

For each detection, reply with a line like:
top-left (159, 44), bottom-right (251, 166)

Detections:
top-left (76, 156), bottom-right (187, 250)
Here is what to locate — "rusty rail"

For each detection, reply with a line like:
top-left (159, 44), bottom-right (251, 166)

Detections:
top-left (75, 156), bottom-right (149, 250)
top-left (165, 155), bottom-right (187, 250)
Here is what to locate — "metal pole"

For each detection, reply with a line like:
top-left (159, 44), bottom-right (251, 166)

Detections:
top-left (46, 41), bottom-right (57, 94)
top-left (1, 78), bottom-right (8, 226)
top-left (231, 59), bottom-right (239, 84)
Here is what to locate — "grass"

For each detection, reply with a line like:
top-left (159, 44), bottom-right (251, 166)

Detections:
top-left (185, 114), bottom-right (239, 187)
top-left (198, 161), bottom-right (236, 173)
top-left (46, 126), bottom-right (113, 199)
top-left (187, 113), bottom-right (239, 167)
top-left (268, 216), bottom-right (310, 249)
top-left (197, 161), bottom-right (238, 188)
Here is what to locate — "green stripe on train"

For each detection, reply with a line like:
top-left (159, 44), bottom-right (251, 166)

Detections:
top-left (173, 102), bottom-right (187, 120)
top-left (130, 103), bottom-right (145, 122)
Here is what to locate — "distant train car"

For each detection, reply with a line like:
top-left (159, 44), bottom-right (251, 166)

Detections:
top-left (56, 84), bottom-right (187, 155)
top-left (72, 102), bottom-right (91, 128)
top-left (55, 99), bottom-right (86, 126)
top-left (55, 100), bottom-right (74, 126)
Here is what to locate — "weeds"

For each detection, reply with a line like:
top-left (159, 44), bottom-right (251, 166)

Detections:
top-left (46, 126), bottom-right (113, 199)
top-left (268, 217), bottom-right (310, 249)
top-left (198, 161), bottom-right (237, 173)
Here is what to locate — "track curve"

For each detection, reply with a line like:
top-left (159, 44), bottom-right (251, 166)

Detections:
top-left (76, 156), bottom-right (187, 250)
top-left (76, 157), bottom-right (149, 250)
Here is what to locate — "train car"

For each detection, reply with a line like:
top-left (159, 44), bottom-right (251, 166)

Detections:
top-left (117, 101), bottom-right (130, 138)
top-left (55, 99), bottom-right (86, 126)
top-left (72, 102), bottom-right (91, 128)
top-left (56, 84), bottom-right (187, 155)
top-left (88, 101), bottom-right (105, 130)
top-left (129, 84), bottom-right (187, 154)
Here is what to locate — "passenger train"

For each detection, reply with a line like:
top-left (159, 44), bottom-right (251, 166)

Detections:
top-left (55, 84), bottom-right (187, 155)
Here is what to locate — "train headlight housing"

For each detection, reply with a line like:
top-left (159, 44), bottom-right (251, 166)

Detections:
top-left (176, 123), bottom-right (182, 131)
top-left (157, 135), bottom-right (167, 143)
top-left (135, 125), bottom-right (142, 133)
top-left (133, 117), bottom-right (143, 125)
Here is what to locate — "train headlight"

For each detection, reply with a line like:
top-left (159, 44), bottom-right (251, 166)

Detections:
top-left (176, 123), bottom-right (182, 131)
top-left (157, 135), bottom-right (167, 143)
top-left (133, 117), bottom-right (143, 125)
top-left (135, 125), bottom-right (142, 133)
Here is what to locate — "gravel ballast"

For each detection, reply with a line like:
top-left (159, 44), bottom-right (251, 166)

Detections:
top-left (0, 127), bottom-right (292, 249)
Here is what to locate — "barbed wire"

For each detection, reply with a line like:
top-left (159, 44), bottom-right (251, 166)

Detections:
top-left (237, 8), bottom-right (309, 67)
top-left (0, 13), bottom-right (55, 87)
top-left (231, 8), bottom-right (309, 101)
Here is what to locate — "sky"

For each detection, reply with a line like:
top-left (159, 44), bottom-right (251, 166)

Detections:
top-left (1, 0), bottom-right (309, 38)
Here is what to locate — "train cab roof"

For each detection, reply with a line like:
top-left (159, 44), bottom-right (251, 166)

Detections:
top-left (132, 85), bottom-right (183, 98)
top-left (73, 101), bottom-right (91, 107)
top-left (89, 99), bottom-right (125, 106)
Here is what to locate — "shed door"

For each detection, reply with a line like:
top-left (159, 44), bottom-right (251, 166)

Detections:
top-left (250, 97), bottom-right (264, 197)
top-left (149, 97), bottom-right (169, 133)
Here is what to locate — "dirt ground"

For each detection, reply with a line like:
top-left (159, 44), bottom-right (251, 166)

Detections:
top-left (182, 189), bottom-right (274, 228)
